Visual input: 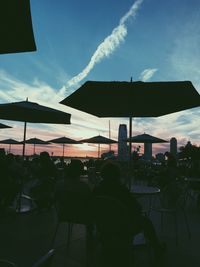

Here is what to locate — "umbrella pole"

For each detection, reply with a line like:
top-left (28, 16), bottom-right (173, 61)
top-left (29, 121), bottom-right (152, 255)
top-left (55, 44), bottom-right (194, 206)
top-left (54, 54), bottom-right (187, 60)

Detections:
top-left (18, 121), bottom-right (27, 212)
top-left (22, 121), bottom-right (27, 158)
top-left (109, 120), bottom-right (111, 151)
top-left (98, 144), bottom-right (100, 158)
top-left (62, 144), bottom-right (65, 157)
top-left (33, 143), bottom-right (35, 155)
top-left (128, 116), bottom-right (132, 190)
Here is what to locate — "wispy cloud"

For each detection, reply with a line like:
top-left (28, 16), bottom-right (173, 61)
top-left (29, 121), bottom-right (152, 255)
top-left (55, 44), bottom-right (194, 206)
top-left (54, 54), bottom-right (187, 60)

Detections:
top-left (0, 70), bottom-right (111, 140)
top-left (169, 13), bottom-right (200, 93)
top-left (64, 0), bottom-right (144, 93)
top-left (139, 68), bottom-right (158, 81)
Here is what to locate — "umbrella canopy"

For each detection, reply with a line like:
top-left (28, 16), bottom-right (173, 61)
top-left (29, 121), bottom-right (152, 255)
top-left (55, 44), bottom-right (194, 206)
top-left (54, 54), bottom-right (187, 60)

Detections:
top-left (0, 0), bottom-right (36, 54)
top-left (0, 100), bottom-right (71, 157)
top-left (21, 137), bottom-right (50, 155)
top-left (127, 133), bottom-right (168, 143)
top-left (0, 123), bottom-right (12, 129)
top-left (0, 100), bottom-right (71, 123)
top-left (60, 80), bottom-right (200, 117)
top-left (126, 133), bottom-right (168, 161)
top-left (60, 80), bottom-right (200, 160)
top-left (0, 138), bottom-right (21, 153)
top-left (48, 136), bottom-right (80, 157)
top-left (80, 135), bottom-right (118, 158)
top-left (0, 138), bottom-right (20, 144)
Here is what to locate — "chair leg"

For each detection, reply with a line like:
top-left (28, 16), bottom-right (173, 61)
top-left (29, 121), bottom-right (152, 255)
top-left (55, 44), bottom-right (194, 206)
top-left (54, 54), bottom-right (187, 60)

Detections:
top-left (161, 212), bottom-right (164, 233)
top-left (66, 223), bottom-right (73, 249)
top-left (183, 210), bottom-right (191, 240)
top-left (173, 213), bottom-right (178, 245)
top-left (86, 224), bottom-right (95, 267)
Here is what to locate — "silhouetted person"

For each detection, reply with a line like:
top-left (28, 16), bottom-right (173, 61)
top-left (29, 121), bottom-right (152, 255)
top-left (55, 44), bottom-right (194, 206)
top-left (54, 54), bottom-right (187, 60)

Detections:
top-left (55, 159), bottom-right (92, 222)
top-left (93, 161), bottom-right (165, 265)
top-left (31, 151), bottom-right (57, 211)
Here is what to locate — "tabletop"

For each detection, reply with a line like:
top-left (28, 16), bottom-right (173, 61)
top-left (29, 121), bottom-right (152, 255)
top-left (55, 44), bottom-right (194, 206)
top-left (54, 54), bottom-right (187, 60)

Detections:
top-left (184, 177), bottom-right (200, 182)
top-left (130, 185), bottom-right (160, 195)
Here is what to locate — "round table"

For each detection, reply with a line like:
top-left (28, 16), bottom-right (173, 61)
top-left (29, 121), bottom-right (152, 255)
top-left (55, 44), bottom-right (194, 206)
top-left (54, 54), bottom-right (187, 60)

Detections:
top-left (131, 185), bottom-right (160, 196)
top-left (184, 177), bottom-right (200, 183)
top-left (130, 185), bottom-right (160, 216)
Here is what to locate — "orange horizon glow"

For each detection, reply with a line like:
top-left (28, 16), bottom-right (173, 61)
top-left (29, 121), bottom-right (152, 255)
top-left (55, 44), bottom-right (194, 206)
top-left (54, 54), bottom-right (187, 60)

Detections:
top-left (0, 142), bottom-right (173, 158)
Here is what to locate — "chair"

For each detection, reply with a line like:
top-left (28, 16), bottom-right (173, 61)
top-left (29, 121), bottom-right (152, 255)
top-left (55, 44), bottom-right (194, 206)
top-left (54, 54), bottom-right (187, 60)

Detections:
top-left (0, 260), bottom-right (16, 267)
top-left (153, 181), bottom-right (191, 244)
top-left (56, 190), bottom-right (91, 251)
top-left (32, 249), bottom-right (55, 267)
top-left (92, 195), bottom-right (133, 267)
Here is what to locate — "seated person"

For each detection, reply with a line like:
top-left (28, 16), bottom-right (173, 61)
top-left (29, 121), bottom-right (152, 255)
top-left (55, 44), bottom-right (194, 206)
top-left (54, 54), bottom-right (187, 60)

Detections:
top-left (55, 159), bottom-right (92, 224)
top-left (93, 160), bottom-right (165, 262)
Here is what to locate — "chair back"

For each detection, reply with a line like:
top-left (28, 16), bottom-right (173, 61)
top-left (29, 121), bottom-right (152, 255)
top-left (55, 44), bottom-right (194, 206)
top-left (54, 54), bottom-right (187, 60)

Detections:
top-left (0, 260), bottom-right (16, 267)
top-left (92, 195), bottom-right (131, 236)
top-left (56, 190), bottom-right (92, 225)
top-left (32, 249), bottom-right (54, 267)
top-left (159, 181), bottom-right (185, 209)
top-left (92, 195), bottom-right (132, 267)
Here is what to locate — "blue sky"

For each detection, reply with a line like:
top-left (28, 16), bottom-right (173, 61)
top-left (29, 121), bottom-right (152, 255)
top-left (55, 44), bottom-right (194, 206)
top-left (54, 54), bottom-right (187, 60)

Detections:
top-left (0, 0), bottom-right (200, 156)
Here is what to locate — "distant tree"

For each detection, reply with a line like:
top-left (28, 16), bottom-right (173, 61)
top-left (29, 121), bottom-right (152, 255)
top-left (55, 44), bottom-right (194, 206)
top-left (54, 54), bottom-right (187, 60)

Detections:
top-left (179, 141), bottom-right (200, 160)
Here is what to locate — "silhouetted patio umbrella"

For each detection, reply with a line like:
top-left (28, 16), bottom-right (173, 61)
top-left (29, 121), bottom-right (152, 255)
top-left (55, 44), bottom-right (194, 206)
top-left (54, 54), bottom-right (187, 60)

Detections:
top-left (80, 135), bottom-right (118, 158)
top-left (0, 123), bottom-right (12, 129)
top-left (127, 133), bottom-right (168, 143)
top-left (22, 137), bottom-right (50, 155)
top-left (48, 136), bottom-right (80, 157)
top-left (0, 138), bottom-right (21, 153)
top-left (60, 80), bottom-right (200, 160)
top-left (0, 100), bottom-right (71, 157)
top-left (125, 133), bottom-right (168, 160)
top-left (0, 0), bottom-right (36, 54)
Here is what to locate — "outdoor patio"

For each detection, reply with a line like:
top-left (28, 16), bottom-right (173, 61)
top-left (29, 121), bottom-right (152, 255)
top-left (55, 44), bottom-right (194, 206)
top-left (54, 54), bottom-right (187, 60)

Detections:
top-left (0, 192), bottom-right (199, 267)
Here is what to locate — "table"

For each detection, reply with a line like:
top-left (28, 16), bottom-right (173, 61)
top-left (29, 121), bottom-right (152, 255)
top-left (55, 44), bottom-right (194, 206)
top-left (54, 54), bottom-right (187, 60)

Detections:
top-left (184, 177), bottom-right (200, 183)
top-left (131, 185), bottom-right (160, 195)
top-left (183, 177), bottom-right (200, 208)
top-left (130, 185), bottom-right (160, 216)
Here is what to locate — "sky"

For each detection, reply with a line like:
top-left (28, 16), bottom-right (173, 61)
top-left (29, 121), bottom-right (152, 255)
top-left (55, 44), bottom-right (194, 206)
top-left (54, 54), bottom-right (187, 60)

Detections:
top-left (0, 0), bottom-right (200, 157)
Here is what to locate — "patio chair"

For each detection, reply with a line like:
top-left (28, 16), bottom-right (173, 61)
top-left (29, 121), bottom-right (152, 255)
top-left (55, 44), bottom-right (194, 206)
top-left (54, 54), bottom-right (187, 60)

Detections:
top-left (0, 259), bottom-right (16, 267)
top-left (32, 249), bottom-right (55, 267)
top-left (153, 181), bottom-right (191, 244)
top-left (92, 195), bottom-right (133, 267)
top-left (54, 190), bottom-right (93, 250)
top-left (92, 195), bottom-right (154, 267)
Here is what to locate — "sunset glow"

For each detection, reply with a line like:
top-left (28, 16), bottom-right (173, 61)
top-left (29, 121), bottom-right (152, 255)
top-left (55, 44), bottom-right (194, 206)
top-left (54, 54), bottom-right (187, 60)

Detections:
top-left (0, 0), bottom-right (199, 158)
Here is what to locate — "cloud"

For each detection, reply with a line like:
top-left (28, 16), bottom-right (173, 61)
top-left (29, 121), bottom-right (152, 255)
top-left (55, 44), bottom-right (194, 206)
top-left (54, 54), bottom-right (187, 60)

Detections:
top-left (0, 70), bottom-right (111, 141)
top-left (64, 0), bottom-right (144, 93)
top-left (169, 13), bottom-right (200, 94)
top-left (139, 68), bottom-right (158, 81)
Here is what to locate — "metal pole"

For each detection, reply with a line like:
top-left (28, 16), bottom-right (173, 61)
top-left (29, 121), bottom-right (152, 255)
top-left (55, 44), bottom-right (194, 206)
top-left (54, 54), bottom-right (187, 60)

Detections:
top-left (22, 97), bottom-right (28, 158)
top-left (22, 121), bottom-right (27, 158)
top-left (62, 144), bottom-right (65, 157)
top-left (129, 116), bottom-right (132, 162)
top-left (128, 116), bottom-right (133, 190)
top-left (98, 144), bottom-right (100, 158)
top-left (109, 120), bottom-right (111, 151)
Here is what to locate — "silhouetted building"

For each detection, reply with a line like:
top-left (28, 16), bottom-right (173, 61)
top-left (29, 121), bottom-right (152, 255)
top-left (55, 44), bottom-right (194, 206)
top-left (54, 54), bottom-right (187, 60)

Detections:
top-left (118, 124), bottom-right (128, 161)
top-left (170, 137), bottom-right (177, 157)
top-left (144, 143), bottom-right (152, 160)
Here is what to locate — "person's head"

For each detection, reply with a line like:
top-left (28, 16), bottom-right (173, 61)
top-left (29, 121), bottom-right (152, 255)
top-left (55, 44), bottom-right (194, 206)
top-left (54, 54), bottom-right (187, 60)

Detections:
top-left (100, 161), bottom-right (121, 184)
top-left (67, 159), bottom-right (84, 179)
top-left (0, 148), bottom-right (5, 159)
top-left (40, 151), bottom-right (50, 162)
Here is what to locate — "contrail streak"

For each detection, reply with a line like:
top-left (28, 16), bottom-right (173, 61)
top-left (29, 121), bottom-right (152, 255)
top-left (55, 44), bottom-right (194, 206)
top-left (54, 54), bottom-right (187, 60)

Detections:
top-left (65, 0), bottom-right (144, 92)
